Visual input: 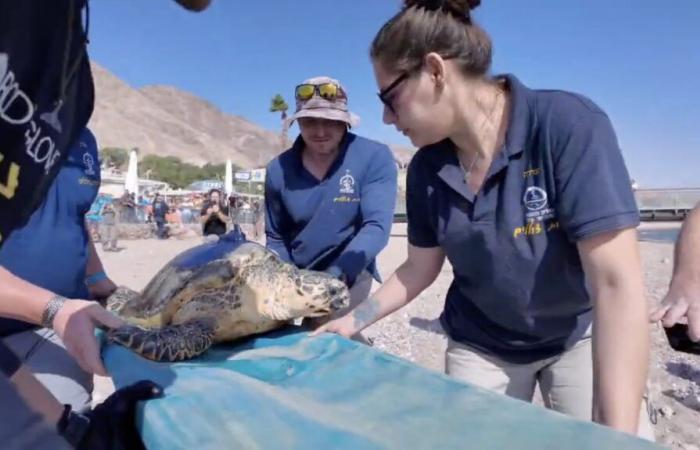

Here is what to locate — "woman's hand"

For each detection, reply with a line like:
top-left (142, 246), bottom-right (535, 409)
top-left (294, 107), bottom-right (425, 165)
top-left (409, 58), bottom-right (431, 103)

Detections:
top-left (310, 314), bottom-right (358, 339)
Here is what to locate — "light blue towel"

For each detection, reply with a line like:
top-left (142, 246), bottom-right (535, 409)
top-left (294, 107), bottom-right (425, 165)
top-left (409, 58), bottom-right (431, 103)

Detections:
top-left (102, 328), bottom-right (659, 450)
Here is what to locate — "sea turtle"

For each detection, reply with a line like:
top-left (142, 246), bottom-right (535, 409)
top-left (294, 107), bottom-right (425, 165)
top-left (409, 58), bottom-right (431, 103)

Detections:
top-left (105, 226), bottom-right (350, 362)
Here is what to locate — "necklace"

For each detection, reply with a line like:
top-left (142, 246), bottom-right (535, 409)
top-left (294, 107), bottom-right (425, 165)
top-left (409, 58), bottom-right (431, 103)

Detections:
top-left (457, 84), bottom-right (505, 184)
top-left (458, 153), bottom-right (479, 183)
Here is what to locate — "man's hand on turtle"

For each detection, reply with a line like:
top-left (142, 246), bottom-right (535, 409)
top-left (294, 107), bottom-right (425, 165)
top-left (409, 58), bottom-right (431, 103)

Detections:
top-left (88, 277), bottom-right (118, 303)
top-left (53, 300), bottom-right (125, 376)
top-left (650, 276), bottom-right (700, 341)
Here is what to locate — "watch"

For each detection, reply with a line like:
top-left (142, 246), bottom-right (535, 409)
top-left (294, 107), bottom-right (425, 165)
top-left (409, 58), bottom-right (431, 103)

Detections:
top-left (41, 295), bottom-right (67, 329)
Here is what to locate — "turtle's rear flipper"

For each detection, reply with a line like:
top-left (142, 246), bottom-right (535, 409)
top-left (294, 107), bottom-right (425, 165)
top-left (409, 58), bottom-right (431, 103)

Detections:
top-left (107, 320), bottom-right (216, 362)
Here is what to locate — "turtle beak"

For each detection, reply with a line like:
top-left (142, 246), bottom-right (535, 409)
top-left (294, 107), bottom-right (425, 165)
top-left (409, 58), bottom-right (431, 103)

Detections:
top-left (331, 292), bottom-right (350, 311)
top-left (308, 308), bottom-right (331, 317)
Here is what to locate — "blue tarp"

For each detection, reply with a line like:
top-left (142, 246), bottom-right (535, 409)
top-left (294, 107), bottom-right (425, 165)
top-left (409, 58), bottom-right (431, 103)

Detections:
top-left (102, 328), bottom-right (659, 450)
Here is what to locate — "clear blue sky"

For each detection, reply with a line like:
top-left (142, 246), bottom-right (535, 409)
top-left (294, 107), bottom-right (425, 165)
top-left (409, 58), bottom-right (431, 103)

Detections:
top-left (88, 0), bottom-right (699, 188)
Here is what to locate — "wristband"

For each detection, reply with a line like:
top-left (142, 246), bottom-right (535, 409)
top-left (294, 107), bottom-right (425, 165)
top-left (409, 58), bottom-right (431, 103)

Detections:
top-left (85, 271), bottom-right (107, 287)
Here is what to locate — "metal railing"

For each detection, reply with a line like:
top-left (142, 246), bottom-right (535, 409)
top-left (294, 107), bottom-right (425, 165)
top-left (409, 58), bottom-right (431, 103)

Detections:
top-left (634, 188), bottom-right (700, 213)
top-left (392, 189), bottom-right (700, 222)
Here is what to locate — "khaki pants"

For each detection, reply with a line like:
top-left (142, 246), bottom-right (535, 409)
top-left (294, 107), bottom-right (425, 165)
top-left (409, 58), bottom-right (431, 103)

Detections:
top-left (445, 335), bottom-right (655, 441)
top-left (304, 271), bottom-right (374, 344)
top-left (100, 224), bottom-right (118, 250)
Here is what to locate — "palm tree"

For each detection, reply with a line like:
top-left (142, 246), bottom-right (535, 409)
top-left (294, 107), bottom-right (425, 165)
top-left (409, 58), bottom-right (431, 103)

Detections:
top-left (269, 94), bottom-right (289, 150)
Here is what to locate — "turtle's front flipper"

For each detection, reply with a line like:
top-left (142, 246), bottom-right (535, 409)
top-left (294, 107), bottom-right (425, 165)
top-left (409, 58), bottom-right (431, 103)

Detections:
top-left (107, 320), bottom-right (216, 362)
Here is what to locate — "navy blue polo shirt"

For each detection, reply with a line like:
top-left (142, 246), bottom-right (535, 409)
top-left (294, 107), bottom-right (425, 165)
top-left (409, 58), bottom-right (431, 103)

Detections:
top-left (0, 0), bottom-right (94, 247)
top-left (265, 132), bottom-right (397, 286)
top-left (0, 128), bottom-right (100, 337)
top-left (407, 75), bottom-right (639, 363)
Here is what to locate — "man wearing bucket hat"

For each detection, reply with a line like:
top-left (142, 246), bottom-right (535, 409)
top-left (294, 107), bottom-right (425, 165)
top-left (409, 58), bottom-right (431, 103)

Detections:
top-left (264, 76), bottom-right (398, 342)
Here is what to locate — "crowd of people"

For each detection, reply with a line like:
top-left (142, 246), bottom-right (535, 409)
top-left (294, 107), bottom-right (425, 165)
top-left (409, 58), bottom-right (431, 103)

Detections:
top-left (85, 188), bottom-right (264, 244)
top-left (0, 0), bottom-right (698, 449)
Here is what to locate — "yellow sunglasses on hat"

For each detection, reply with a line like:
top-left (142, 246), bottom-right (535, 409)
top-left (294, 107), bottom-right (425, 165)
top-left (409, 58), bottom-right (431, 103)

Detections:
top-left (295, 83), bottom-right (346, 102)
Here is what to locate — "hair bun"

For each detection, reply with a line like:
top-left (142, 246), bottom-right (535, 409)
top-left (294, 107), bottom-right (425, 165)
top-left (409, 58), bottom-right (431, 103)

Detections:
top-left (404, 0), bottom-right (480, 19)
top-left (465, 0), bottom-right (481, 11)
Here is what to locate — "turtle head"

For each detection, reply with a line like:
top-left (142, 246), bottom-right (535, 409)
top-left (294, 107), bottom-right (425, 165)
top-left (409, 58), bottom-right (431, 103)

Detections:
top-left (290, 270), bottom-right (350, 318)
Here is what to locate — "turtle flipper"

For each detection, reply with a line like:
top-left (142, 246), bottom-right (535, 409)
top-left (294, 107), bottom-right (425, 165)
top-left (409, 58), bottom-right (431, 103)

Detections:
top-left (107, 320), bottom-right (216, 362)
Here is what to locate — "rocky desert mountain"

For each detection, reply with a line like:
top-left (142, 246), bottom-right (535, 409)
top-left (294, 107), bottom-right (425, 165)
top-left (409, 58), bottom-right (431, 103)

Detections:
top-left (88, 62), bottom-right (414, 169)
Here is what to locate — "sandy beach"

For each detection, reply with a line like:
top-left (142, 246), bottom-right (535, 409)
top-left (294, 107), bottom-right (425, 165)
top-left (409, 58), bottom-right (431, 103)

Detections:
top-left (95, 221), bottom-right (699, 449)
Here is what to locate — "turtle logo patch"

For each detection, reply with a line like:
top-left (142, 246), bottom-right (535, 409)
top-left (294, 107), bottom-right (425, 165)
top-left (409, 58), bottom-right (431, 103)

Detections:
top-left (82, 151), bottom-right (95, 176)
top-left (339, 170), bottom-right (355, 195)
top-left (523, 186), bottom-right (555, 221)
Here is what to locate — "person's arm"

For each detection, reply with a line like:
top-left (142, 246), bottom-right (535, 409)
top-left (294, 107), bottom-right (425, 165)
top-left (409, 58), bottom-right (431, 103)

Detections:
top-left (650, 202), bottom-right (700, 340)
top-left (264, 168), bottom-right (293, 262)
top-left (0, 342), bottom-right (72, 449)
top-left (311, 244), bottom-right (444, 337)
top-left (200, 205), bottom-right (212, 225)
top-left (313, 150), bottom-right (441, 336)
top-left (84, 232), bottom-right (117, 302)
top-left (0, 378), bottom-right (72, 449)
top-left (578, 228), bottom-right (649, 434)
top-left (552, 110), bottom-right (647, 434)
top-left (10, 365), bottom-right (65, 425)
top-left (215, 204), bottom-right (229, 223)
top-left (325, 147), bottom-right (398, 284)
top-left (0, 266), bottom-right (123, 376)
top-left (3, 340), bottom-right (163, 450)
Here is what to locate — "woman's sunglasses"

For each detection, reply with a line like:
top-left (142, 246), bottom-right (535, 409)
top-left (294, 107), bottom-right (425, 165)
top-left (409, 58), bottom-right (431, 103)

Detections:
top-left (295, 83), bottom-right (346, 102)
top-left (377, 61), bottom-right (428, 115)
top-left (377, 57), bottom-right (454, 114)
top-left (377, 72), bottom-right (413, 115)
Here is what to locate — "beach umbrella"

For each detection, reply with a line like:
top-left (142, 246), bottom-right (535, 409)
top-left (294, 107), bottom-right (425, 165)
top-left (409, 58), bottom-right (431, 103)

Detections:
top-left (124, 149), bottom-right (139, 198)
top-left (225, 159), bottom-right (234, 197)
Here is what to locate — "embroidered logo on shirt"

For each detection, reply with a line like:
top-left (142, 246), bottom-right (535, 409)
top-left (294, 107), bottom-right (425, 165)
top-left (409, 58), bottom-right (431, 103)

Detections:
top-left (522, 167), bottom-right (542, 178)
top-left (523, 186), bottom-right (548, 211)
top-left (339, 170), bottom-right (355, 194)
top-left (333, 195), bottom-right (360, 203)
top-left (82, 151), bottom-right (95, 176)
top-left (523, 186), bottom-right (555, 222)
top-left (79, 177), bottom-right (99, 186)
top-left (513, 220), bottom-right (560, 238)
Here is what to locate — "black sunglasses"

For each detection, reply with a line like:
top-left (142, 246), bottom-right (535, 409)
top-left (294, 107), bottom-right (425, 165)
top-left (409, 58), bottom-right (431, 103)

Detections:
top-left (377, 56), bottom-right (457, 114)
top-left (377, 70), bottom-right (415, 115)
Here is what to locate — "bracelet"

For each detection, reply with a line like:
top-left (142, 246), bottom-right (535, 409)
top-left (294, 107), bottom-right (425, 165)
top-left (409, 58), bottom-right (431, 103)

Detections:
top-left (40, 295), bottom-right (67, 329)
top-left (85, 271), bottom-right (107, 287)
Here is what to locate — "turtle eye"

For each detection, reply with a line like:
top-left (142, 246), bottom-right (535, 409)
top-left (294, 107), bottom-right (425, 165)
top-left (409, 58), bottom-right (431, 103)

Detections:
top-left (329, 287), bottom-right (338, 296)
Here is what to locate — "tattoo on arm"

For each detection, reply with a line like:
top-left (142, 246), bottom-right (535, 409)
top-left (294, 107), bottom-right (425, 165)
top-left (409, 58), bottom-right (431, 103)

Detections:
top-left (351, 296), bottom-right (381, 330)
